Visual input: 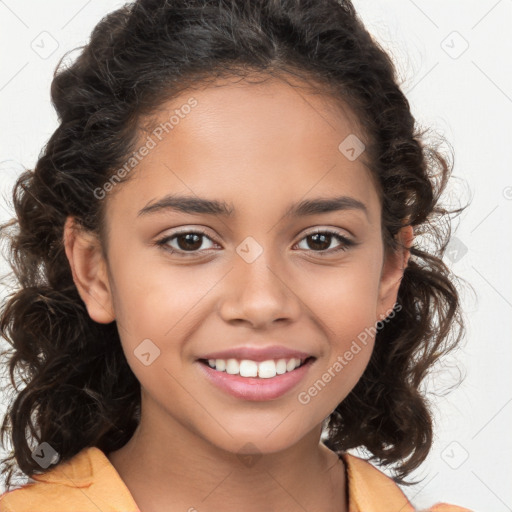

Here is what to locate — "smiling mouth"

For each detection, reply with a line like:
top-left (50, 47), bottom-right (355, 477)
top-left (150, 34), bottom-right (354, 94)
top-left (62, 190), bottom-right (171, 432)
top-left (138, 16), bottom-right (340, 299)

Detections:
top-left (198, 356), bottom-right (315, 379)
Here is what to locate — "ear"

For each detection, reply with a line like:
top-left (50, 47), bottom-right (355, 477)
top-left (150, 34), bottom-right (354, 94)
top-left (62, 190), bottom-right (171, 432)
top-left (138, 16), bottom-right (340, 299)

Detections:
top-left (376, 225), bottom-right (414, 321)
top-left (63, 216), bottom-right (115, 324)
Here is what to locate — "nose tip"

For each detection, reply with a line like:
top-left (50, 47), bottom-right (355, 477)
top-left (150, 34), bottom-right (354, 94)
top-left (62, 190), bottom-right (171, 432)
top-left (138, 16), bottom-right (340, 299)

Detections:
top-left (219, 257), bottom-right (300, 329)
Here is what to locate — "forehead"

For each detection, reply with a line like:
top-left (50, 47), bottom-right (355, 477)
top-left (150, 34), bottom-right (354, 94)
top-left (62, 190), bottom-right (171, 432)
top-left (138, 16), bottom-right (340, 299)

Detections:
top-left (144, 74), bottom-right (367, 162)
top-left (106, 75), bottom-right (380, 226)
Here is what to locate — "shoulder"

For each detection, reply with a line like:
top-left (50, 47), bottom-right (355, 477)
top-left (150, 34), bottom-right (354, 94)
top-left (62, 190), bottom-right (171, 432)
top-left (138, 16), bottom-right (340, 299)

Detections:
top-left (0, 480), bottom-right (92, 512)
top-left (0, 471), bottom-right (101, 512)
top-left (0, 446), bottom-right (140, 512)
top-left (341, 452), bottom-right (473, 512)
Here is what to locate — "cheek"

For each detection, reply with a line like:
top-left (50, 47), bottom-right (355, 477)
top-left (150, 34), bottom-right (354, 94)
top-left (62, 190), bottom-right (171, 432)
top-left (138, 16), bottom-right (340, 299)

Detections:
top-left (306, 258), bottom-right (382, 334)
top-left (109, 247), bottom-right (211, 336)
top-left (107, 257), bottom-right (202, 396)
top-left (294, 258), bottom-right (380, 408)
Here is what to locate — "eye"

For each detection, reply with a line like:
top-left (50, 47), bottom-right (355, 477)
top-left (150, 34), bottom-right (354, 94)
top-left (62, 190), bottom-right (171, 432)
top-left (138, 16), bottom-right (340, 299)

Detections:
top-left (294, 229), bottom-right (355, 255)
top-left (155, 228), bottom-right (218, 256)
top-left (155, 227), bottom-right (356, 257)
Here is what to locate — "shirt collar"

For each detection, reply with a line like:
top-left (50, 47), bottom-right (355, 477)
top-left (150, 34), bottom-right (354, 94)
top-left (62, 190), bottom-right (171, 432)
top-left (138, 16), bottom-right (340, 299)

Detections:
top-left (32, 446), bottom-right (414, 512)
top-left (340, 452), bottom-right (414, 512)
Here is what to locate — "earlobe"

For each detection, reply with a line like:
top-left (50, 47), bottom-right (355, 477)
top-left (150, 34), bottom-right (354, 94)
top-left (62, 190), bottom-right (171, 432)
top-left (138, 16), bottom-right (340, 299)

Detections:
top-left (63, 216), bottom-right (115, 324)
top-left (376, 225), bottom-right (414, 320)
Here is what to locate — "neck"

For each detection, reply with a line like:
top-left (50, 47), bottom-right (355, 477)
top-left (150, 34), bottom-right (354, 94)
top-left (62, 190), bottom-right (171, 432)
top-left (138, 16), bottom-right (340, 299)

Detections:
top-left (107, 401), bottom-right (347, 512)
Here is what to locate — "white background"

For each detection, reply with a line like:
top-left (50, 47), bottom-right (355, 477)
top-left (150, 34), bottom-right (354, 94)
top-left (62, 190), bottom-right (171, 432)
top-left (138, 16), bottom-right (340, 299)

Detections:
top-left (0, 1), bottom-right (511, 511)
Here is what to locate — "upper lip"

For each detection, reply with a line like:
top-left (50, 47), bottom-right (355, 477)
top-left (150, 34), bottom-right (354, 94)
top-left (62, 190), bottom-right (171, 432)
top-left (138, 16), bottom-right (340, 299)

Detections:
top-left (198, 345), bottom-right (314, 362)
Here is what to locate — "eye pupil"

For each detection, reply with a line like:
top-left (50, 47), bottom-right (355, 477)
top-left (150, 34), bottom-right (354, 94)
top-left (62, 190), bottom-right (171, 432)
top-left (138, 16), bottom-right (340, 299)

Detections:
top-left (308, 233), bottom-right (331, 251)
top-left (177, 233), bottom-right (202, 251)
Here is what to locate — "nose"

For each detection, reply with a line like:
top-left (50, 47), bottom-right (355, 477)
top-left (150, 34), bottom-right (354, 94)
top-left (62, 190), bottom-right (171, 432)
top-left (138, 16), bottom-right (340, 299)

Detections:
top-left (218, 253), bottom-right (301, 329)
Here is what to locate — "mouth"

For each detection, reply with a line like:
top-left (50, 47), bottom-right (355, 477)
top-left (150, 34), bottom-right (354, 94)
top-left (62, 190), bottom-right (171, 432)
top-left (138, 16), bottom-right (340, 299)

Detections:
top-left (198, 356), bottom-right (315, 379)
top-left (196, 356), bottom-right (316, 401)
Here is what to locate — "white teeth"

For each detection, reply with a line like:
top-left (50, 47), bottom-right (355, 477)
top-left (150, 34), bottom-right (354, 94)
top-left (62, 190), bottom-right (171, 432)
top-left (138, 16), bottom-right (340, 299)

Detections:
top-left (258, 360), bottom-right (277, 379)
top-left (286, 359), bottom-right (297, 372)
top-left (276, 359), bottom-right (287, 374)
top-left (205, 357), bottom-right (306, 378)
top-left (239, 360), bottom-right (258, 377)
top-left (226, 358), bottom-right (239, 375)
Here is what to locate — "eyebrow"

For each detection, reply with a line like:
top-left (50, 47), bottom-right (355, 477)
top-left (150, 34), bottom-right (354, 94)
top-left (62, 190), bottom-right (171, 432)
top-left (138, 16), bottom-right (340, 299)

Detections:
top-left (137, 194), bottom-right (369, 220)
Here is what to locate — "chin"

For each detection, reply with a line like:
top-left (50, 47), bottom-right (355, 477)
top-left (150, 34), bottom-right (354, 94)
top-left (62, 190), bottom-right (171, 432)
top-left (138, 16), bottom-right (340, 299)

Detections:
top-left (200, 417), bottom-right (318, 459)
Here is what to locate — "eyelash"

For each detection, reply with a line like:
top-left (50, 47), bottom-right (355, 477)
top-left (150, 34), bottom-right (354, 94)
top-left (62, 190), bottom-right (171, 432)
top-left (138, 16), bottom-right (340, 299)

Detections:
top-left (155, 228), bottom-right (356, 257)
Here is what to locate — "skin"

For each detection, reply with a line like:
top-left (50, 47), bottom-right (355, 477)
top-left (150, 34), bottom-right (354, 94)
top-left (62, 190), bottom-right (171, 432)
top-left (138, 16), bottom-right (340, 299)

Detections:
top-left (64, 74), bottom-right (413, 512)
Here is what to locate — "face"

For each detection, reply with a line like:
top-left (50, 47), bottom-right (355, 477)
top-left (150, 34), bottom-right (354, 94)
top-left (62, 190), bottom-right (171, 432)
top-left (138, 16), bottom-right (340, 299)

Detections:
top-left (65, 75), bottom-right (411, 457)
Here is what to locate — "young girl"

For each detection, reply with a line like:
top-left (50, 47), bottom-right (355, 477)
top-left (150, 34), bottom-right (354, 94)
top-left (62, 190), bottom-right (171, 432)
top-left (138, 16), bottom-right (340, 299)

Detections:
top-left (0, 0), bottom-right (472, 510)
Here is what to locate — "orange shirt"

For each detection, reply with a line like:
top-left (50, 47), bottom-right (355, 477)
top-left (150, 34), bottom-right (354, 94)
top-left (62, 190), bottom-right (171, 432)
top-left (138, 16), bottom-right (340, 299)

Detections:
top-left (0, 446), bottom-right (472, 511)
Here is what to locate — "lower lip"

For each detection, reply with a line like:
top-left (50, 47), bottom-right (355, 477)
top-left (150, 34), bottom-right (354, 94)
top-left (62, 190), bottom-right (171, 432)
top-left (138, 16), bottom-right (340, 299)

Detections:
top-left (196, 358), bottom-right (315, 401)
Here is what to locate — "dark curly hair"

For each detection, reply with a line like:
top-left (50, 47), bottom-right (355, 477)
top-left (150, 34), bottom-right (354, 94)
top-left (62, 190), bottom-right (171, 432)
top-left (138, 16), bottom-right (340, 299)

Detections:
top-left (0, 0), bottom-right (469, 491)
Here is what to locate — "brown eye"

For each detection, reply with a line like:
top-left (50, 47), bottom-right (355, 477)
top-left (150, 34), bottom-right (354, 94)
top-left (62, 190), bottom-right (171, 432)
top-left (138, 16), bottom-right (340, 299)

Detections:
top-left (305, 233), bottom-right (332, 251)
top-left (156, 229), bottom-right (217, 255)
top-left (296, 230), bottom-right (354, 254)
top-left (174, 233), bottom-right (204, 251)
